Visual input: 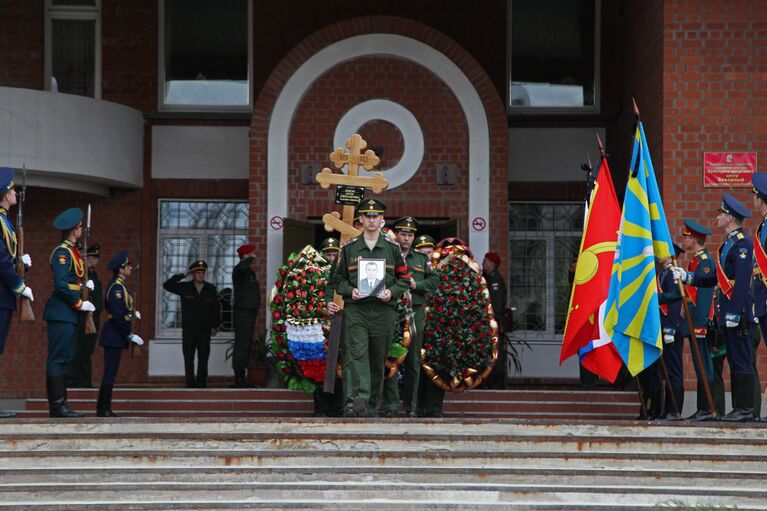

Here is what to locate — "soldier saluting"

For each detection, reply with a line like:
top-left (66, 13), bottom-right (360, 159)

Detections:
top-left (43, 207), bottom-right (96, 418)
top-left (0, 168), bottom-right (33, 418)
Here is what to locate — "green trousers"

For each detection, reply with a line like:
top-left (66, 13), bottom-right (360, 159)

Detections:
top-left (417, 369), bottom-right (445, 416)
top-left (232, 307), bottom-right (258, 370)
top-left (341, 302), bottom-right (395, 413)
top-left (382, 306), bottom-right (425, 413)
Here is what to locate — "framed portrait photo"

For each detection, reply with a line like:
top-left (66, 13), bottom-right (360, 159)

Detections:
top-left (357, 258), bottom-right (386, 298)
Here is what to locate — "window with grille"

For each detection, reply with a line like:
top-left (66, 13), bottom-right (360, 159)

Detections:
top-left (45, 0), bottom-right (100, 98)
top-left (508, 201), bottom-right (584, 340)
top-left (157, 200), bottom-right (249, 336)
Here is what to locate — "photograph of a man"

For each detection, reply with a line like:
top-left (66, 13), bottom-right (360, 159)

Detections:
top-left (357, 259), bottom-right (385, 298)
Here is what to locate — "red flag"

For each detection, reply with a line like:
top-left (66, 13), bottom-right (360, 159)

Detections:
top-left (560, 156), bottom-right (622, 381)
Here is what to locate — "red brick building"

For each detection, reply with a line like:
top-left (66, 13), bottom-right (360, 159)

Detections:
top-left (0, 0), bottom-right (764, 397)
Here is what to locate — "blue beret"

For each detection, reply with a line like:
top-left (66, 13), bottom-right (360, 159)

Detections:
top-left (0, 168), bottom-right (14, 195)
top-left (719, 193), bottom-right (751, 220)
top-left (752, 172), bottom-right (767, 201)
top-left (52, 207), bottom-right (84, 230)
top-left (107, 250), bottom-right (129, 271)
top-left (683, 219), bottom-right (712, 238)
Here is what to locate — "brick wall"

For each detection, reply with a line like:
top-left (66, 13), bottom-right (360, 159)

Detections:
top-left (663, 0), bottom-right (767, 388)
top-left (0, 0), bottom-right (44, 89)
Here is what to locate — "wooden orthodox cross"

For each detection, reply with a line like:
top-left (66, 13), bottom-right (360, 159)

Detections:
top-left (315, 133), bottom-right (388, 245)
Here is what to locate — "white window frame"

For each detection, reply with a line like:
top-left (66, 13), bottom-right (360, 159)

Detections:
top-left (506, 0), bottom-right (601, 114)
top-left (155, 199), bottom-right (249, 339)
top-left (44, 0), bottom-right (102, 99)
top-left (508, 201), bottom-right (583, 343)
top-left (157, 0), bottom-right (253, 112)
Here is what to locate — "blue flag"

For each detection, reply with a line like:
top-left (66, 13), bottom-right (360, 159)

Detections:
top-left (604, 120), bottom-right (674, 376)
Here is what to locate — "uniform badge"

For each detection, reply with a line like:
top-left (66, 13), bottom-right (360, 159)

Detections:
top-left (115, 291), bottom-right (122, 299)
top-left (57, 255), bottom-right (67, 265)
top-left (739, 248), bottom-right (749, 259)
top-left (702, 267), bottom-right (711, 273)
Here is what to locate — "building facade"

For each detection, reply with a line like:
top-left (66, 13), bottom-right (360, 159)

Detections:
top-left (0, 0), bottom-right (764, 397)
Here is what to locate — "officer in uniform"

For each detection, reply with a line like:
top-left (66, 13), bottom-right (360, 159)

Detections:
top-left (231, 244), bottom-right (260, 388)
top-left (657, 244), bottom-right (685, 420)
top-left (674, 220), bottom-right (717, 421)
top-left (673, 193), bottom-right (755, 422)
top-left (163, 260), bottom-right (220, 388)
top-left (382, 217), bottom-right (438, 417)
top-left (331, 198), bottom-right (410, 417)
top-left (750, 172), bottom-right (767, 418)
top-left (0, 168), bottom-right (33, 418)
top-left (96, 250), bottom-right (143, 417)
top-left (483, 252), bottom-right (508, 389)
top-left (69, 244), bottom-right (103, 388)
top-left (43, 208), bottom-right (96, 418)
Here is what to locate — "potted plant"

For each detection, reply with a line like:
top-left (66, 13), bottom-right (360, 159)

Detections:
top-left (246, 330), bottom-right (271, 387)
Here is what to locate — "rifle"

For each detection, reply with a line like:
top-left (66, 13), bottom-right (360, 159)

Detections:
top-left (81, 204), bottom-right (97, 334)
top-left (16, 164), bottom-right (34, 322)
top-left (129, 259), bottom-right (141, 358)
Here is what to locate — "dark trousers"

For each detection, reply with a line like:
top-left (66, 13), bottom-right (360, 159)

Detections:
top-left (724, 326), bottom-right (754, 374)
top-left (182, 328), bottom-right (211, 385)
top-left (46, 321), bottom-right (77, 375)
top-left (232, 307), bottom-right (257, 370)
top-left (69, 314), bottom-right (100, 386)
top-left (712, 353), bottom-right (726, 416)
top-left (0, 308), bottom-right (12, 354)
top-left (417, 369), bottom-right (445, 416)
top-left (662, 335), bottom-right (684, 389)
top-left (101, 347), bottom-right (123, 386)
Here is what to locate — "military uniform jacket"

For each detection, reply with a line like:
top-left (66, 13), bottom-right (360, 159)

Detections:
top-left (99, 277), bottom-right (133, 349)
top-left (753, 217), bottom-right (767, 318)
top-left (694, 228), bottom-right (754, 324)
top-left (0, 208), bottom-right (25, 311)
top-left (657, 268), bottom-right (682, 333)
top-left (484, 269), bottom-right (507, 316)
top-left (404, 250), bottom-right (438, 308)
top-left (232, 256), bottom-right (260, 311)
top-left (43, 239), bottom-right (85, 325)
top-left (332, 235), bottom-right (410, 308)
top-left (162, 274), bottom-right (220, 330)
top-left (682, 248), bottom-right (715, 337)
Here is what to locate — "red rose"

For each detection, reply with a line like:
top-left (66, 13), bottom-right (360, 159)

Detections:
top-left (272, 311), bottom-right (281, 320)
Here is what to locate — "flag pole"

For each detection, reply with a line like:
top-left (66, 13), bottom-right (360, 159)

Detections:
top-left (670, 257), bottom-right (719, 419)
top-left (658, 350), bottom-right (681, 419)
top-left (631, 98), bottom-right (641, 178)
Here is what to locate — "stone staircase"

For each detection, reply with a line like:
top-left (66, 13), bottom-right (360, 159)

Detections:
top-left (0, 418), bottom-right (766, 509)
top-left (21, 388), bottom-right (639, 420)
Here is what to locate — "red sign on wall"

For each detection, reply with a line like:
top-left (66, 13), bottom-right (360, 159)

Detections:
top-left (703, 152), bottom-right (758, 187)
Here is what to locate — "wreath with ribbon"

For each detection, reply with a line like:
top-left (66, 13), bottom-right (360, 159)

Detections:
top-left (421, 237), bottom-right (498, 392)
top-left (269, 245), bottom-right (332, 394)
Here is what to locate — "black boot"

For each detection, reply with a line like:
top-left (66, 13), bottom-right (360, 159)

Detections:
top-left (47, 375), bottom-right (85, 418)
top-left (722, 372), bottom-right (755, 422)
top-left (0, 409), bottom-right (15, 418)
top-left (687, 380), bottom-right (714, 421)
top-left (660, 386), bottom-right (684, 421)
top-left (231, 368), bottom-right (250, 388)
top-left (96, 384), bottom-right (117, 418)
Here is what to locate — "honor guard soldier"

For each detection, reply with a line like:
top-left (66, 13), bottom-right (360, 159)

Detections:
top-left (231, 244), bottom-right (260, 388)
top-left (657, 244), bottom-right (685, 420)
top-left (163, 260), bottom-right (220, 388)
top-left (750, 172), bottom-right (767, 418)
top-left (96, 251), bottom-right (143, 417)
top-left (0, 168), bottom-right (33, 418)
top-left (482, 252), bottom-right (508, 389)
top-left (382, 217), bottom-right (438, 417)
top-left (331, 198), bottom-right (410, 417)
top-left (43, 208), bottom-right (96, 418)
top-left (414, 235), bottom-right (436, 259)
top-left (673, 194), bottom-right (755, 422)
top-left (677, 220), bottom-right (717, 421)
top-left (321, 237), bottom-right (341, 314)
top-left (69, 243), bottom-right (103, 388)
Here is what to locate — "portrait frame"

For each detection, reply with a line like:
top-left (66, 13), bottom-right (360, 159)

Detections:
top-left (357, 258), bottom-right (386, 298)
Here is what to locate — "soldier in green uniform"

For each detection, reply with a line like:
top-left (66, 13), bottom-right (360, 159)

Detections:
top-left (43, 208), bottom-right (96, 418)
top-left (69, 244), bottom-right (103, 388)
top-left (331, 198), bottom-right (410, 417)
top-left (231, 244), bottom-right (260, 388)
top-left (483, 252), bottom-right (508, 389)
top-left (382, 217), bottom-right (438, 417)
top-left (163, 260), bottom-right (220, 388)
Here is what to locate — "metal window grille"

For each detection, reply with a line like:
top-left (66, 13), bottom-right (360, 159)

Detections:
top-left (157, 200), bottom-right (249, 335)
top-left (508, 201), bottom-right (584, 340)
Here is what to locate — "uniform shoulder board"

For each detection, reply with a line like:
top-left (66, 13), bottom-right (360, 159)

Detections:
top-left (699, 253), bottom-right (708, 260)
top-left (736, 232), bottom-right (745, 240)
top-left (384, 236), bottom-right (399, 246)
top-left (341, 236), bottom-right (359, 248)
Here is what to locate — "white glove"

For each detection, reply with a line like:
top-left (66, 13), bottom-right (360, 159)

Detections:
top-left (663, 333), bottom-right (675, 344)
top-left (21, 254), bottom-right (31, 267)
top-left (20, 286), bottom-right (33, 302)
top-left (134, 310), bottom-right (141, 320)
top-left (725, 313), bottom-right (740, 328)
top-left (78, 300), bottom-right (96, 312)
top-left (130, 334), bottom-right (144, 346)
top-left (671, 266), bottom-right (690, 284)
top-left (85, 279), bottom-right (95, 291)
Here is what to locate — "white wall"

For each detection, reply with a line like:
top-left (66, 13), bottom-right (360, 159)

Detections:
top-left (151, 126), bottom-right (249, 179)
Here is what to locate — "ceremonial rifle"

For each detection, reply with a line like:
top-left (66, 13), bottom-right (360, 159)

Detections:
top-left (16, 164), bottom-right (34, 322)
top-left (129, 260), bottom-right (142, 358)
top-left (81, 204), bottom-right (97, 334)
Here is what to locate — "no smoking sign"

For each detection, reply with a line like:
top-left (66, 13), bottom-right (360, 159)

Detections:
top-left (471, 217), bottom-right (487, 232)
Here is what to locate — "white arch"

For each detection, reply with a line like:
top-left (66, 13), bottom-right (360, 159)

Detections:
top-left (266, 33), bottom-right (491, 309)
